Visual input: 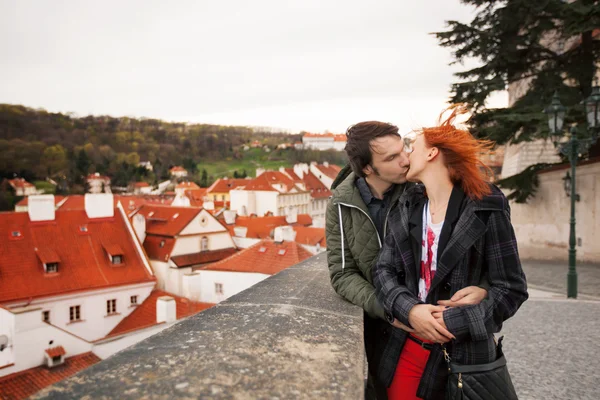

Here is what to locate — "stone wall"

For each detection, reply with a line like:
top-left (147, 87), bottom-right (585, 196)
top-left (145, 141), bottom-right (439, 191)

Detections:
top-left (508, 159), bottom-right (600, 262)
top-left (34, 253), bottom-right (365, 399)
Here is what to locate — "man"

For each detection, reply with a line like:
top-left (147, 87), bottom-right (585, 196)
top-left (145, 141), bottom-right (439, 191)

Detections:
top-left (325, 121), bottom-right (487, 399)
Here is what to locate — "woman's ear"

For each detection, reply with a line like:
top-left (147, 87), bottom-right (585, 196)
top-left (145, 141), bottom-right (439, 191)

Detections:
top-left (427, 147), bottom-right (439, 161)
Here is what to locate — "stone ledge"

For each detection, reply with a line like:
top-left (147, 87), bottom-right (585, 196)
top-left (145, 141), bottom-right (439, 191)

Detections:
top-left (34, 253), bottom-right (365, 400)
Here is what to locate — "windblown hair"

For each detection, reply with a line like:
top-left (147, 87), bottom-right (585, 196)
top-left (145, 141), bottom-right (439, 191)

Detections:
top-left (421, 105), bottom-right (494, 200)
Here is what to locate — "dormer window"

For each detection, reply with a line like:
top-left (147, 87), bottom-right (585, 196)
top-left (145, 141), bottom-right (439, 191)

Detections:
top-left (103, 242), bottom-right (124, 265)
top-left (45, 346), bottom-right (66, 368)
top-left (36, 248), bottom-right (60, 273)
top-left (11, 231), bottom-right (21, 237)
top-left (46, 262), bottom-right (59, 273)
top-left (79, 225), bottom-right (88, 233)
top-left (258, 247), bottom-right (267, 253)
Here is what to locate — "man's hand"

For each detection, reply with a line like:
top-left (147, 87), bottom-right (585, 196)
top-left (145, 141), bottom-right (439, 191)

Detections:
top-left (432, 310), bottom-right (448, 330)
top-left (437, 286), bottom-right (488, 308)
top-left (408, 304), bottom-right (455, 343)
top-left (390, 318), bottom-right (414, 333)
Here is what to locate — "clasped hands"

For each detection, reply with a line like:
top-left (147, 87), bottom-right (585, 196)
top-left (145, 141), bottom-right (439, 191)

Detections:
top-left (389, 286), bottom-right (487, 344)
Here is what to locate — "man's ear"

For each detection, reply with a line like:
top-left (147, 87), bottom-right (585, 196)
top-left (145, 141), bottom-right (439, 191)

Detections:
top-left (363, 164), bottom-right (373, 177)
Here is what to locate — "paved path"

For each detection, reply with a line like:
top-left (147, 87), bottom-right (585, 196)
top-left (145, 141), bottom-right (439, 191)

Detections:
top-left (501, 288), bottom-right (600, 400)
top-left (521, 259), bottom-right (600, 299)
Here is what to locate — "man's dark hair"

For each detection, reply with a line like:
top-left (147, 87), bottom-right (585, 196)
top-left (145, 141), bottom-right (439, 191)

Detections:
top-left (344, 121), bottom-right (400, 178)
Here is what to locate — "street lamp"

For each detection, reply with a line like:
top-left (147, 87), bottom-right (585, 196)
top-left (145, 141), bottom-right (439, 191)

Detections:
top-left (544, 88), bottom-right (600, 299)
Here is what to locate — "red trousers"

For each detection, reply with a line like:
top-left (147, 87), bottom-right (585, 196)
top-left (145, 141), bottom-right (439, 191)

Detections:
top-left (387, 336), bottom-right (432, 400)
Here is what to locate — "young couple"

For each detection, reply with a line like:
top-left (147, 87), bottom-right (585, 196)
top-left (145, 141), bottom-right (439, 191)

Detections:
top-left (326, 108), bottom-right (528, 400)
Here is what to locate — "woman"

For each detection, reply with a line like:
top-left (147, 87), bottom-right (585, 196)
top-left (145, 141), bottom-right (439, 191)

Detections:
top-left (373, 107), bottom-right (528, 400)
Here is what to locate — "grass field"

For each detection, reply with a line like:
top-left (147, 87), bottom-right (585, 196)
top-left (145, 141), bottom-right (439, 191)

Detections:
top-left (197, 148), bottom-right (294, 179)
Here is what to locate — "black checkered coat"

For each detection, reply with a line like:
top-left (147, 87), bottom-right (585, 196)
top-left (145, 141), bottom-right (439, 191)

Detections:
top-left (373, 184), bottom-right (528, 400)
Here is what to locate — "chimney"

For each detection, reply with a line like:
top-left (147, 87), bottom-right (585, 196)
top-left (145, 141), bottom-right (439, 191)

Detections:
top-left (285, 207), bottom-right (298, 224)
top-left (28, 195), bottom-right (55, 222)
top-left (283, 226), bottom-right (296, 242)
top-left (273, 226), bottom-right (283, 243)
top-left (223, 210), bottom-right (237, 225)
top-left (323, 161), bottom-right (329, 167)
top-left (157, 296), bottom-right (176, 323)
top-left (84, 194), bottom-right (114, 219)
top-left (255, 168), bottom-right (265, 177)
top-left (132, 214), bottom-right (146, 243)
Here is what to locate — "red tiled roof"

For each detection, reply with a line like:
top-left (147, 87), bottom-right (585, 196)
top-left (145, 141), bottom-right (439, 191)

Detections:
top-left (86, 173), bottom-right (110, 181)
top-left (242, 171), bottom-right (304, 193)
top-left (302, 171), bottom-right (332, 199)
top-left (283, 168), bottom-right (302, 182)
top-left (0, 209), bottom-right (155, 304)
top-left (293, 226), bottom-right (327, 247)
top-left (207, 178), bottom-right (250, 193)
top-left (169, 166), bottom-right (187, 172)
top-left (143, 235), bottom-right (175, 261)
top-left (45, 346), bottom-right (66, 358)
top-left (185, 189), bottom-right (208, 207)
top-left (315, 164), bottom-right (342, 180)
top-left (228, 214), bottom-right (312, 239)
top-left (35, 247), bottom-right (61, 264)
top-left (133, 182), bottom-right (150, 188)
top-left (15, 196), bottom-right (65, 207)
top-left (176, 181), bottom-right (201, 190)
top-left (107, 290), bottom-right (214, 338)
top-left (333, 134), bottom-right (347, 142)
top-left (171, 248), bottom-right (238, 268)
top-left (8, 178), bottom-right (35, 189)
top-left (57, 195), bottom-right (119, 211)
top-left (0, 352), bottom-right (101, 400)
top-left (135, 205), bottom-right (201, 236)
top-left (200, 239), bottom-right (312, 275)
top-left (303, 132), bottom-right (335, 138)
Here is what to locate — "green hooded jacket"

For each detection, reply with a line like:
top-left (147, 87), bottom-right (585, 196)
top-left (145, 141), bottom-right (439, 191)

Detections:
top-left (325, 165), bottom-right (407, 320)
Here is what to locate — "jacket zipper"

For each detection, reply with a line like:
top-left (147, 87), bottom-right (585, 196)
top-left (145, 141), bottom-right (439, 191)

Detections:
top-left (336, 202), bottom-right (382, 248)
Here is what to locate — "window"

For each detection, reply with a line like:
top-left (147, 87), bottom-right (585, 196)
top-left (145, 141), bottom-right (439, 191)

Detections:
top-left (215, 283), bottom-right (224, 295)
top-left (107, 299), bottom-right (117, 314)
top-left (69, 306), bottom-right (81, 322)
top-left (112, 255), bottom-right (123, 264)
top-left (221, 195), bottom-right (225, 201)
top-left (46, 262), bottom-right (58, 273)
top-left (42, 310), bottom-right (50, 322)
top-left (201, 236), bottom-right (209, 251)
top-left (130, 295), bottom-right (138, 305)
top-left (213, 195), bottom-right (217, 201)
top-left (79, 225), bottom-right (88, 233)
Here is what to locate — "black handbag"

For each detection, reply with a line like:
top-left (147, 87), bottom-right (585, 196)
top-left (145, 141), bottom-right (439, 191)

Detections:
top-left (443, 336), bottom-right (518, 400)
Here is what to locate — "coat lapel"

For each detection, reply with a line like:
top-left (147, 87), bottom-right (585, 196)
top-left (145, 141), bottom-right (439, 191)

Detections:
top-left (408, 197), bottom-right (426, 290)
top-left (429, 193), bottom-right (487, 294)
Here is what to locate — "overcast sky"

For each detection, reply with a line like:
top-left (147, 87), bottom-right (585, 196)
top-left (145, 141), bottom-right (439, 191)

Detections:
top-left (0, 0), bottom-right (507, 134)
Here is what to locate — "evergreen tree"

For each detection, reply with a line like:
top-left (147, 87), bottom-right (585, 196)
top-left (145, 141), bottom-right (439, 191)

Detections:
top-left (435, 0), bottom-right (600, 201)
top-left (200, 169), bottom-right (208, 188)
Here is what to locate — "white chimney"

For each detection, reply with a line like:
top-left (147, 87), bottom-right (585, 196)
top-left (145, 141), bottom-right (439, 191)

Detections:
top-left (255, 168), bottom-right (265, 177)
top-left (84, 193), bottom-right (114, 219)
top-left (132, 214), bottom-right (146, 243)
top-left (323, 161), bottom-right (329, 167)
top-left (157, 296), bottom-right (176, 323)
top-left (204, 200), bottom-right (215, 210)
top-left (223, 210), bottom-right (237, 225)
top-left (274, 226), bottom-right (284, 243)
top-left (171, 194), bottom-right (191, 207)
top-left (283, 226), bottom-right (296, 242)
top-left (28, 195), bottom-right (55, 222)
top-left (285, 207), bottom-right (298, 224)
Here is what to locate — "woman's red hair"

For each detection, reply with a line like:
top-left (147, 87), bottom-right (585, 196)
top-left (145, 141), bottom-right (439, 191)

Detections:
top-left (421, 105), bottom-right (494, 200)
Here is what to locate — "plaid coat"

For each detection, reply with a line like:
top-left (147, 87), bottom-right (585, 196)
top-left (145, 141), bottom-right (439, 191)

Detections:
top-left (373, 184), bottom-right (528, 400)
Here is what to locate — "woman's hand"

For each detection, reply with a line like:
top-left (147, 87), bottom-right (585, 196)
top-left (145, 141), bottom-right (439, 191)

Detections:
top-left (437, 286), bottom-right (488, 308)
top-left (390, 318), bottom-right (415, 333)
top-left (408, 304), bottom-right (455, 343)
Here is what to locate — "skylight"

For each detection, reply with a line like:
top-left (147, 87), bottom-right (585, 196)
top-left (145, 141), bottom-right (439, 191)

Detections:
top-left (258, 247), bottom-right (267, 253)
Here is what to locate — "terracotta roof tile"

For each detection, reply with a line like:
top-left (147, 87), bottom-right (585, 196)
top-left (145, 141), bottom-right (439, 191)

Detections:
top-left (86, 173), bottom-right (110, 181)
top-left (185, 189), bottom-right (208, 207)
top-left (169, 166), bottom-right (187, 172)
top-left (0, 209), bottom-right (155, 304)
top-left (302, 171), bottom-right (332, 199)
top-left (35, 247), bottom-right (61, 264)
top-left (107, 290), bottom-right (214, 337)
top-left (229, 214), bottom-right (312, 239)
top-left (293, 226), bottom-right (327, 247)
top-left (8, 178), bottom-right (35, 189)
top-left (176, 181), bottom-right (201, 190)
top-left (171, 248), bottom-right (238, 268)
top-left (143, 235), bottom-right (175, 261)
top-left (135, 205), bottom-right (201, 236)
top-left (45, 346), bottom-right (66, 358)
top-left (199, 239), bottom-right (312, 275)
top-left (0, 352), bottom-right (101, 400)
top-left (207, 178), bottom-right (249, 193)
top-left (315, 164), bottom-right (342, 180)
top-left (133, 182), bottom-right (150, 188)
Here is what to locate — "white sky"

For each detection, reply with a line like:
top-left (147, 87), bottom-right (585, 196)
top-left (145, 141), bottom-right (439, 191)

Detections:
top-left (0, 0), bottom-right (507, 134)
